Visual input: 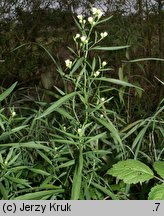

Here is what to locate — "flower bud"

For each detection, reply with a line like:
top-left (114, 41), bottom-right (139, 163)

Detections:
top-left (102, 61), bottom-right (107, 67)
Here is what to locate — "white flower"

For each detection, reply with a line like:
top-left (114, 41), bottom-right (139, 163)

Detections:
top-left (100, 114), bottom-right (104, 118)
top-left (11, 111), bottom-right (16, 117)
top-left (77, 15), bottom-right (83, 23)
top-left (75, 33), bottom-right (80, 39)
top-left (65, 59), bottom-right (73, 69)
top-left (77, 14), bottom-right (83, 20)
top-left (94, 71), bottom-right (100, 77)
top-left (91, 7), bottom-right (103, 18)
top-left (100, 32), bottom-right (108, 38)
top-left (88, 16), bottom-right (94, 24)
top-left (92, 7), bottom-right (97, 15)
top-left (77, 128), bottom-right (82, 133)
top-left (102, 61), bottom-right (107, 67)
top-left (80, 36), bottom-right (88, 44)
top-left (100, 97), bottom-right (105, 102)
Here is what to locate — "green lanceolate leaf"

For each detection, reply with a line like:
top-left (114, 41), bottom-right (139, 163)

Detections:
top-left (107, 159), bottom-right (154, 184)
top-left (0, 125), bottom-right (28, 141)
top-left (94, 117), bottom-right (125, 153)
top-left (0, 141), bottom-right (52, 151)
top-left (14, 189), bottom-right (64, 200)
top-left (124, 58), bottom-right (164, 63)
top-left (55, 107), bottom-right (75, 120)
top-left (0, 182), bottom-right (8, 200)
top-left (71, 148), bottom-right (83, 200)
top-left (153, 161), bottom-right (164, 179)
top-left (0, 82), bottom-right (17, 102)
top-left (36, 92), bottom-right (77, 119)
top-left (94, 77), bottom-right (143, 90)
top-left (69, 57), bottom-right (84, 76)
top-left (90, 45), bottom-right (130, 51)
top-left (5, 176), bottom-right (31, 187)
top-left (97, 16), bottom-right (113, 25)
top-left (148, 184), bottom-right (164, 200)
top-left (91, 182), bottom-right (118, 200)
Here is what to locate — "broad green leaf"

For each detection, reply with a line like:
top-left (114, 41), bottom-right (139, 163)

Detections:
top-left (0, 82), bottom-right (17, 102)
top-left (148, 184), bottom-right (164, 200)
top-left (90, 45), bottom-right (130, 51)
top-left (14, 189), bottom-right (64, 200)
top-left (153, 161), bottom-right (164, 179)
top-left (107, 159), bottom-right (154, 184)
top-left (36, 92), bottom-right (77, 119)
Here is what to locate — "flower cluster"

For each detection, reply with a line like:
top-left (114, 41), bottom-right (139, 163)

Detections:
top-left (87, 16), bottom-right (96, 26)
top-left (94, 71), bottom-right (100, 77)
top-left (77, 14), bottom-right (86, 27)
top-left (91, 7), bottom-right (103, 19)
top-left (100, 32), bottom-right (108, 38)
top-left (65, 59), bottom-right (73, 69)
top-left (77, 7), bottom-right (103, 27)
top-left (80, 35), bottom-right (88, 44)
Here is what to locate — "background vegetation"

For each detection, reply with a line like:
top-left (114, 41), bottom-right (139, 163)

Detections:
top-left (0, 0), bottom-right (164, 200)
